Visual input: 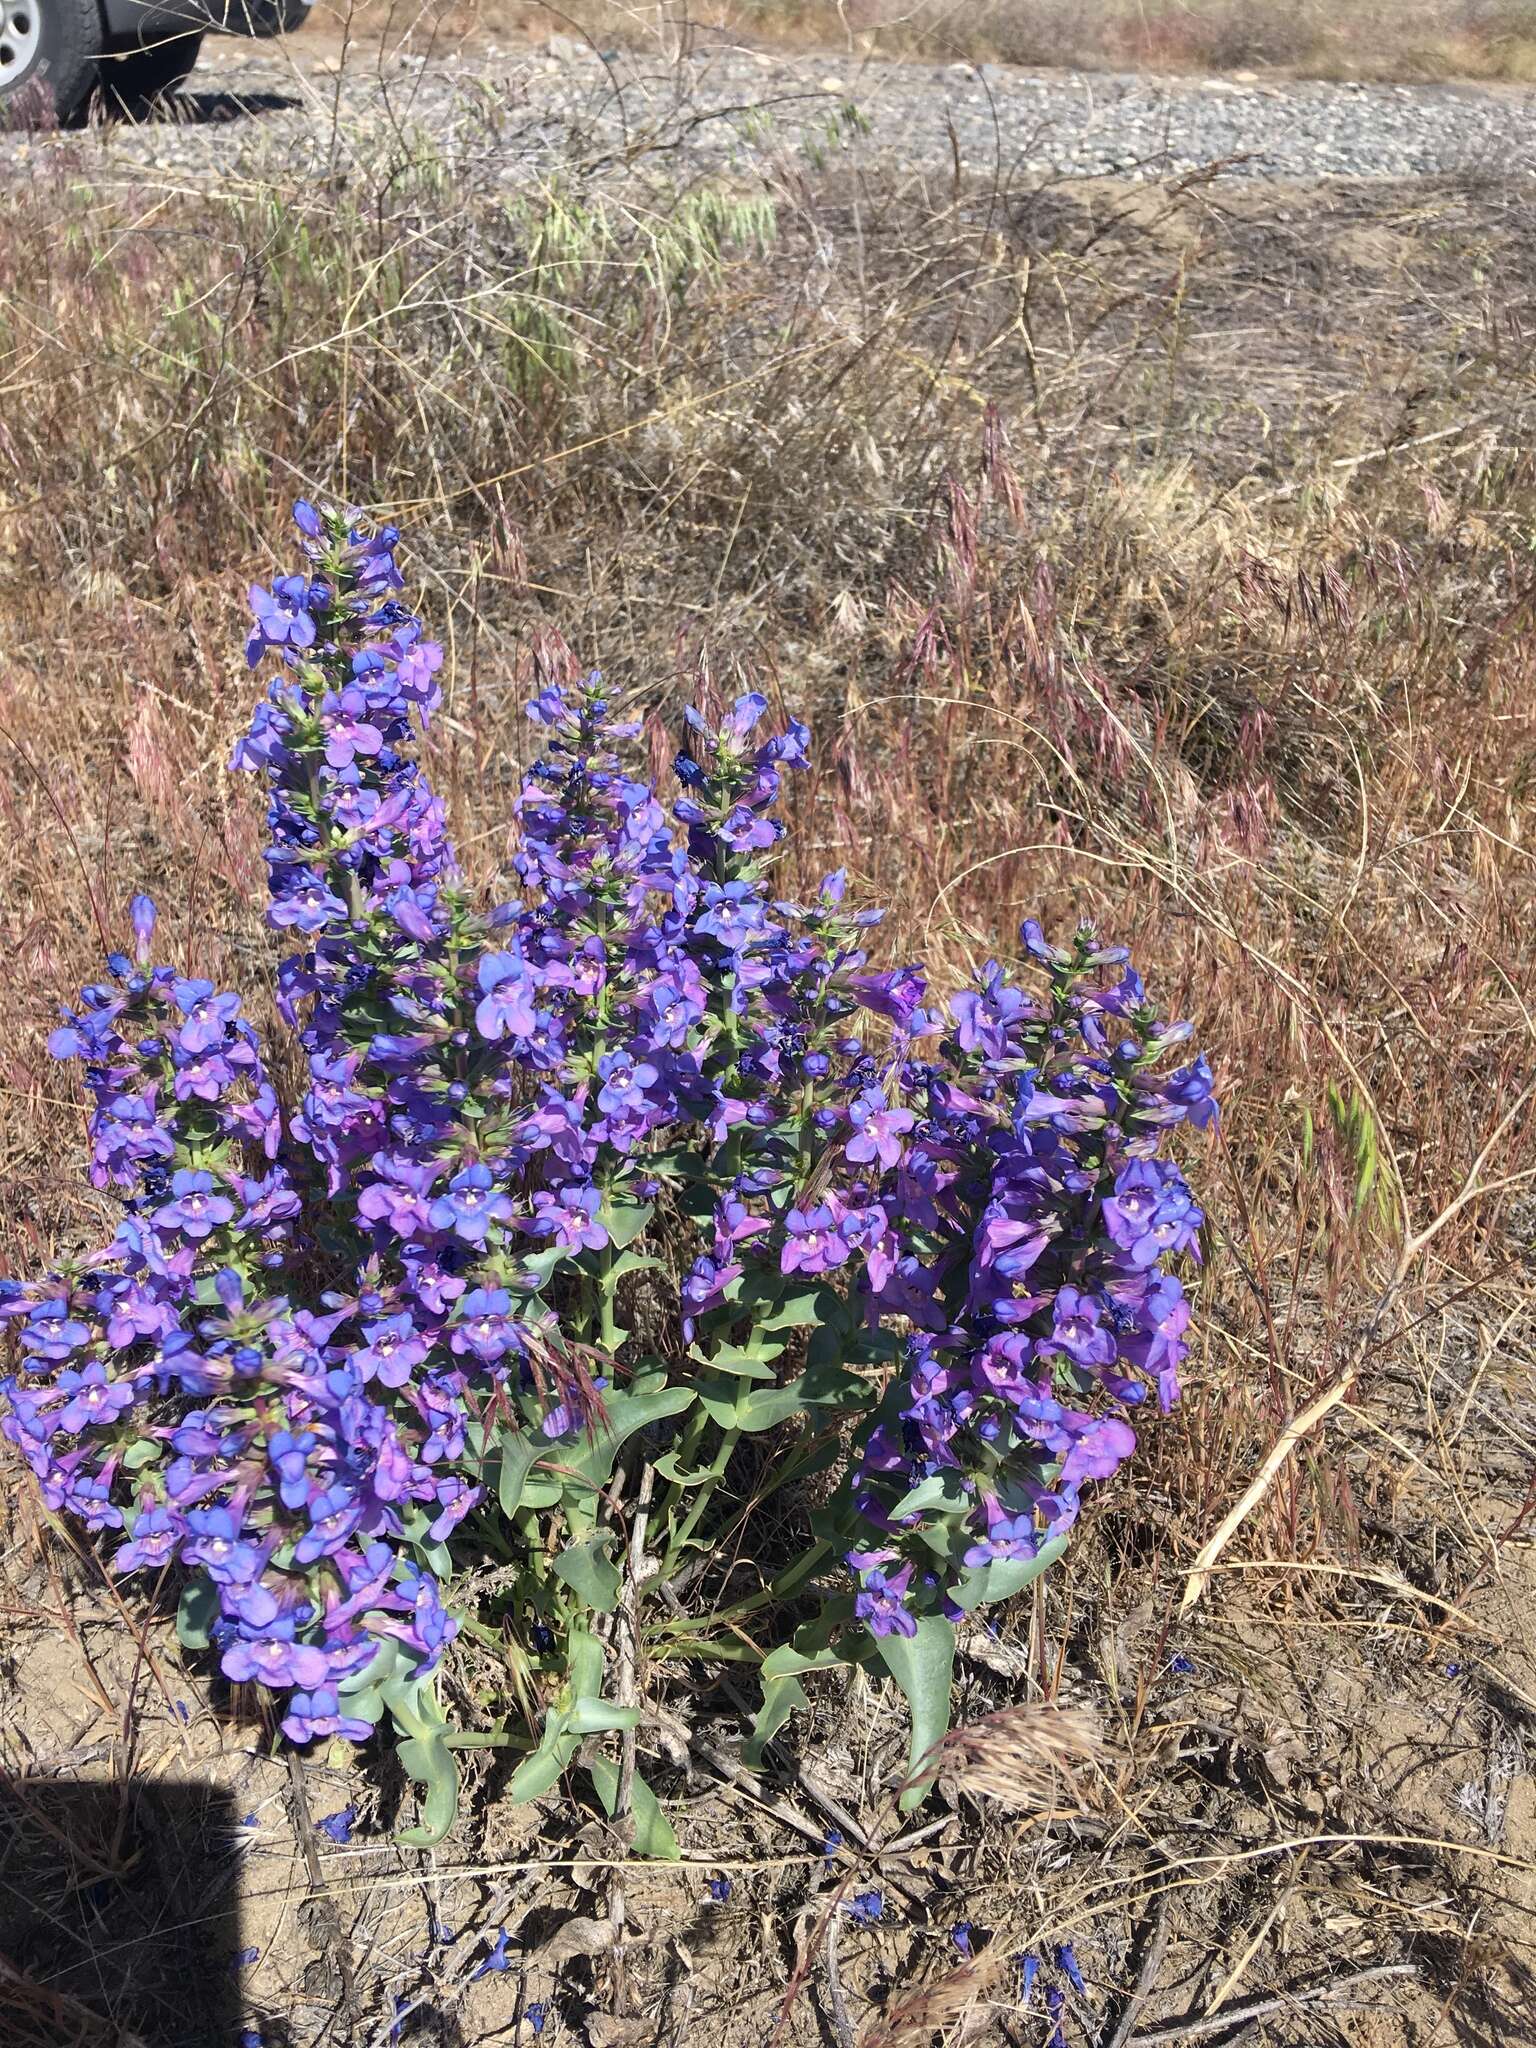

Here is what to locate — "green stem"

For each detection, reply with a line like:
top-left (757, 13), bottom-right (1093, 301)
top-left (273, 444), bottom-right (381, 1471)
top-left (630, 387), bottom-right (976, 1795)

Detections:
top-left (649, 1401), bottom-right (715, 1541)
top-left (595, 1241), bottom-right (622, 1357)
top-left (658, 1425), bottom-right (740, 1574)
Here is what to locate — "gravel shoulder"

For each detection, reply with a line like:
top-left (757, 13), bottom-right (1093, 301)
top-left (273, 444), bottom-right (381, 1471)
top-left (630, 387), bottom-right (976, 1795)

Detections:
top-left (5, 34), bottom-right (1536, 191)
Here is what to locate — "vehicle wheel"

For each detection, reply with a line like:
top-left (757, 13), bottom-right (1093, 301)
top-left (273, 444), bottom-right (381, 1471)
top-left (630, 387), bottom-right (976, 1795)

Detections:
top-left (98, 29), bottom-right (201, 113)
top-left (226, 0), bottom-right (313, 34)
top-left (0, 0), bottom-right (101, 125)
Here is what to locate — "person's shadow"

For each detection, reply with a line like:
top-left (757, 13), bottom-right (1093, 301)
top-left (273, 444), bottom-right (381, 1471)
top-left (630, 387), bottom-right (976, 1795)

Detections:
top-left (0, 1775), bottom-right (277, 2047)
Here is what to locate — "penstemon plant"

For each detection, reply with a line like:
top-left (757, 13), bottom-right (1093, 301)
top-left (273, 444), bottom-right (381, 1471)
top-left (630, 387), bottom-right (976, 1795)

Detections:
top-left (1, 505), bottom-right (1216, 1846)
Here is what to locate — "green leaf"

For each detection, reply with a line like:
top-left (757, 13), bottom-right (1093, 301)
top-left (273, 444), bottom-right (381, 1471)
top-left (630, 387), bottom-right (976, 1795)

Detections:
top-left (875, 1616), bottom-right (957, 1812)
top-left (600, 1199), bottom-right (654, 1250)
top-left (947, 1531), bottom-right (1068, 1613)
top-left (337, 1639), bottom-right (399, 1693)
top-left (651, 1450), bottom-right (719, 1486)
top-left (587, 1760), bottom-right (680, 1861)
top-left (552, 1533), bottom-right (623, 1613)
top-left (493, 1429), bottom-right (543, 1517)
top-left (742, 1621), bottom-right (849, 1767)
top-left (384, 1677), bottom-right (461, 1848)
top-left (695, 1373), bottom-right (811, 1433)
top-left (566, 1698), bottom-right (642, 1737)
top-left (886, 1471), bottom-right (972, 1522)
top-left (756, 1284), bottom-right (836, 1332)
top-left (695, 1340), bottom-right (780, 1381)
top-left (396, 1506), bottom-right (452, 1579)
top-left (518, 1245), bottom-right (569, 1291)
top-left (800, 1351), bottom-right (871, 1409)
top-left (122, 1440), bottom-right (161, 1472)
top-left (558, 1376), bottom-right (695, 1526)
top-left (175, 1577), bottom-right (219, 1651)
top-left (745, 1672), bottom-right (810, 1762)
top-left (609, 1248), bottom-right (662, 1280)
top-left (394, 1728), bottom-right (460, 1847)
top-left (567, 1625), bottom-right (605, 1700)
top-left (505, 1735), bottom-right (574, 1804)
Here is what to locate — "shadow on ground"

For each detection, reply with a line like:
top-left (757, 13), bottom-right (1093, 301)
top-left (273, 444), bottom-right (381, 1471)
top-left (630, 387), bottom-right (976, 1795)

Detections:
top-left (0, 1775), bottom-right (283, 2048)
top-left (102, 88), bottom-right (302, 126)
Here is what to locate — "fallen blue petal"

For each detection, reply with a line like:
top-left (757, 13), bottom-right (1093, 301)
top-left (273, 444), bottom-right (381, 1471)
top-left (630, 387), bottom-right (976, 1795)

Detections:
top-left (473, 1928), bottom-right (512, 1979)
top-left (316, 1806), bottom-right (356, 1846)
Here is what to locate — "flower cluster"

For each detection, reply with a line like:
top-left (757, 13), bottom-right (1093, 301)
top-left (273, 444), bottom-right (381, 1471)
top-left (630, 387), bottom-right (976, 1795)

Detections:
top-left (834, 926), bottom-right (1215, 1638)
top-left (0, 500), bottom-right (1214, 1825)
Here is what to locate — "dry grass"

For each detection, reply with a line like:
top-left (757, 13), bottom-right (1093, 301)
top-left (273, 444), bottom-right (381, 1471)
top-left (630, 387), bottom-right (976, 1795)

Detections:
top-left (487, 0), bottom-right (1536, 82)
top-left (2, 62), bottom-right (1535, 2048)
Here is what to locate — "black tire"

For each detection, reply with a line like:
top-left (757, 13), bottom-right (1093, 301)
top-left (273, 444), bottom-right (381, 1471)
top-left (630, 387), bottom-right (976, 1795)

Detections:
top-left (0, 0), bottom-right (102, 125)
top-left (226, 0), bottom-right (312, 33)
top-left (98, 27), bottom-right (201, 112)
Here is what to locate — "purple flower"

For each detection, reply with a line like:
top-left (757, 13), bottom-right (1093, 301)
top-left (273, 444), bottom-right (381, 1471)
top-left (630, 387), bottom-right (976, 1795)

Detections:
top-left (1058, 1415), bottom-right (1136, 1487)
top-left (428, 1163), bottom-right (513, 1245)
top-left (707, 1875), bottom-right (732, 1903)
top-left (963, 1495), bottom-right (1039, 1570)
top-left (848, 1551), bottom-right (917, 1639)
top-left (475, 952), bottom-right (539, 1041)
top-left (115, 1503), bottom-right (181, 1573)
top-left (222, 1632), bottom-right (330, 1691)
top-left (1158, 1053), bottom-right (1219, 1130)
top-left (781, 1204), bottom-right (849, 1277)
top-left (154, 1169), bottom-right (236, 1242)
top-left (182, 1507), bottom-right (265, 1586)
top-left (449, 1288), bottom-right (519, 1364)
top-left (1056, 1942), bottom-right (1087, 1996)
top-left (22, 1299), bottom-right (94, 1361)
top-left (847, 1890), bottom-right (883, 1925)
top-left (845, 1090), bottom-right (916, 1172)
top-left (354, 1313), bottom-right (429, 1388)
top-left (323, 688), bottom-right (384, 768)
top-left (317, 1806), bottom-right (356, 1845)
top-left (1041, 1288), bottom-right (1115, 1370)
top-left (293, 1485), bottom-right (365, 1564)
top-left (246, 576), bottom-right (316, 665)
top-left (268, 872), bottom-right (348, 934)
top-left (171, 980), bottom-right (243, 1054)
top-left (596, 1049), bottom-right (659, 1117)
top-left (52, 1362), bottom-right (134, 1433)
top-left (529, 1182), bottom-right (608, 1254)
top-left (696, 881), bottom-right (770, 952)
top-left (281, 1689), bottom-right (375, 1744)
top-left (847, 966), bottom-right (926, 1027)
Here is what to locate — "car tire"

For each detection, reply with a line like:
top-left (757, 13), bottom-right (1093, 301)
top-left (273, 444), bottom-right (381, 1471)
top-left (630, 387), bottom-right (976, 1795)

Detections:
top-left (226, 0), bottom-right (312, 33)
top-left (98, 28), bottom-right (201, 112)
top-left (0, 0), bottom-right (101, 125)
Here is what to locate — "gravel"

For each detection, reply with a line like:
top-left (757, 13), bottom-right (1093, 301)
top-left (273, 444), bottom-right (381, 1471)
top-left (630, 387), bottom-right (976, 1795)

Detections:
top-left (5, 35), bottom-right (1536, 192)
